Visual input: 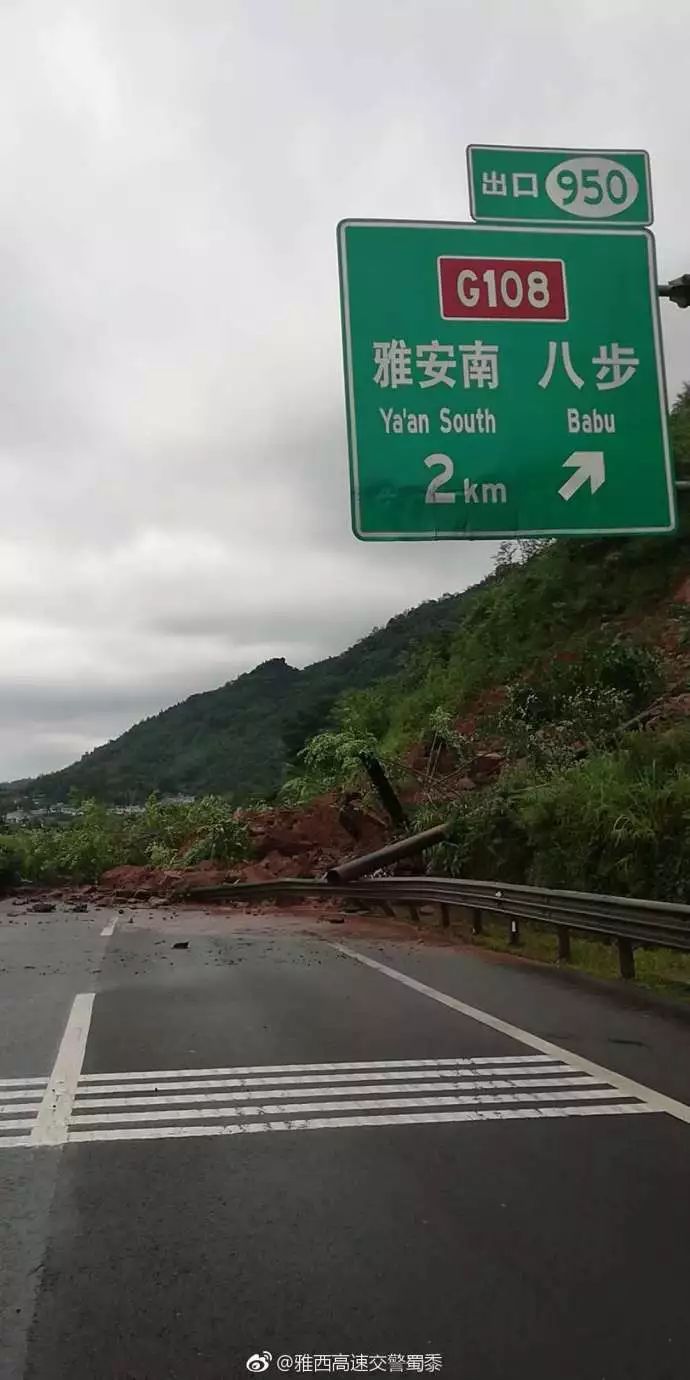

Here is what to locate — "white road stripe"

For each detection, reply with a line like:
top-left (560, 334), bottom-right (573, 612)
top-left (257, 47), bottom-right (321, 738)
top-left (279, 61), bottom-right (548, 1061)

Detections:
top-left (1, 1103), bottom-right (42, 1115)
top-left (0, 1090), bottom-right (45, 1103)
top-left (334, 944), bottom-right (690, 1126)
top-left (74, 1064), bottom-right (577, 1097)
top-left (68, 1101), bottom-right (656, 1144)
top-left (70, 1087), bottom-right (635, 1127)
top-left (0, 1135), bottom-right (32, 1148)
top-left (0, 1078), bottom-right (47, 1089)
top-left (30, 993), bottom-right (95, 1147)
top-left (100, 917), bottom-right (117, 938)
top-left (71, 1075), bottom-right (600, 1111)
top-left (0, 1119), bottom-right (36, 1132)
top-left (78, 1054), bottom-right (559, 1083)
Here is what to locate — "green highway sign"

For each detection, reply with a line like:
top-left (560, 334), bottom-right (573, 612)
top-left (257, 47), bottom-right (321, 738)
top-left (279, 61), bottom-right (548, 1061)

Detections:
top-left (467, 146), bottom-right (652, 226)
top-left (337, 219), bottom-right (675, 540)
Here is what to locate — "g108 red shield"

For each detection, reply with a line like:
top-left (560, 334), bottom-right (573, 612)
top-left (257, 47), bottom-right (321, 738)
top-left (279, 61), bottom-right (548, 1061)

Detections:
top-left (438, 256), bottom-right (568, 321)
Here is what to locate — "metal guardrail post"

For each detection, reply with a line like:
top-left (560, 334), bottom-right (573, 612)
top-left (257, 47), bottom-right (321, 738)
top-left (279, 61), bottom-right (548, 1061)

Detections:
top-left (617, 938), bottom-right (636, 980)
top-left (558, 928), bottom-right (571, 963)
top-left (509, 918), bottom-right (521, 946)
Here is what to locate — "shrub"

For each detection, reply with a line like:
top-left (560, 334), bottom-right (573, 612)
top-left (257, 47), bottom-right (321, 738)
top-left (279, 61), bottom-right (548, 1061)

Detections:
top-left (178, 796), bottom-right (249, 865)
top-left (445, 774), bottom-right (532, 883)
top-left (1, 795), bottom-right (251, 884)
top-left (522, 754), bottom-right (690, 900)
top-left (435, 728), bottom-right (690, 904)
top-left (497, 638), bottom-right (662, 766)
top-left (590, 639), bottom-right (662, 704)
top-left (0, 836), bottom-right (21, 888)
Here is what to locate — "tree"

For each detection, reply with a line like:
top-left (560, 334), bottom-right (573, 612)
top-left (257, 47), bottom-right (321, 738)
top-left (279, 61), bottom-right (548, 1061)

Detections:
top-left (670, 383), bottom-right (690, 477)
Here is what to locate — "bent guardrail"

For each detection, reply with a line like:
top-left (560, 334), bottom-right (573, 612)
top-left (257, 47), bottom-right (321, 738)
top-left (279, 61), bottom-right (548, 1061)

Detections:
top-left (178, 873), bottom-right (690, 979)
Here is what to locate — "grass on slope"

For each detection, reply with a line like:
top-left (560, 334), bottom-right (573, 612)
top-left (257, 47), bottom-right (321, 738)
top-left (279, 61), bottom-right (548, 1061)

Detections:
top-left (402, 905), bottom-right (690, 1006)
top-left (381, 525), bottom-right (690, 758)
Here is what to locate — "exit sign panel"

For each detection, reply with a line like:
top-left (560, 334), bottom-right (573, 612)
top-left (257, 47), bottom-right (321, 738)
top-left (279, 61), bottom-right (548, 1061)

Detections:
top-left (467, 146), bottom-right (653, 226)
top-left (337, 219), bottom-right (675, 540)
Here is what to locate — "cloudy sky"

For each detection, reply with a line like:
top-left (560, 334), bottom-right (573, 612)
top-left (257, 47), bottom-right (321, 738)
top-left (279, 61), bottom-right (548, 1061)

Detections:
top-left (1, 0), bottom-right (689, 780)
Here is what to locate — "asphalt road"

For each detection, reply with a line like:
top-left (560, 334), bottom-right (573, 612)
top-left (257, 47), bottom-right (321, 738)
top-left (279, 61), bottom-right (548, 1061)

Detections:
top-left (2, 896), bottom-right (690, 1380)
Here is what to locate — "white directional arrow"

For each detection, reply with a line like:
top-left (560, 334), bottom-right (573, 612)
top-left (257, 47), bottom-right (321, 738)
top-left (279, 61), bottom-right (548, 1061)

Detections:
top-left (558, 450), bottom-right (606, 502)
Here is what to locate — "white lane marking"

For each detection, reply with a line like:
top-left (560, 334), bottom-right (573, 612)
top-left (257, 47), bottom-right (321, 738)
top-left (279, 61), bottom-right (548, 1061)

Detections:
top-left (68, 1101), bottom-right (655, 1144)
top-left (78, 1054), bottom-right (558, 1083)
top-left (100, 917), bottom-right (117, 938)
top-left (333, 945), bottom-right (690, 1126)
top-left (0, 1119), bottom-right (36, 1131)
top-left (0, 1078), bottom-right (47, 1089)
top-left (0, 1135), bottom-right (32, 1148)
top-left (1, 1103), bottom-right (43, 1115)
top-left (30, 993), bottom-right (95, 1146)
top-left (74, 1064), bottom-right (577, 1097)
top-left (0, 1090), bottom-right (46, 1103)
top-left (72, 1075), bottom-right (598, 1111)
top-left (70, 1088), bottom-right (635, 1127)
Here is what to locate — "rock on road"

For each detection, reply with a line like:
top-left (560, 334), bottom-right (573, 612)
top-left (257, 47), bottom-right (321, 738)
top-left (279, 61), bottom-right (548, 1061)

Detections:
top-left (2, 897), bottom-right (690, 1379)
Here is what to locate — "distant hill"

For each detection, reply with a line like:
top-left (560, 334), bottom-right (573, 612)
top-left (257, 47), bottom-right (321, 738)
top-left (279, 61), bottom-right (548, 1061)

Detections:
top-left (1, 591), bottom-right (471, 805)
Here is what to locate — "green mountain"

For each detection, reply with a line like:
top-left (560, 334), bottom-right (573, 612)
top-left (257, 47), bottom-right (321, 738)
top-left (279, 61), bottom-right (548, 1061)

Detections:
top-left (9, 523), bottom-right (690, 810)
top-left (2, 593), bottom-right (468, 805)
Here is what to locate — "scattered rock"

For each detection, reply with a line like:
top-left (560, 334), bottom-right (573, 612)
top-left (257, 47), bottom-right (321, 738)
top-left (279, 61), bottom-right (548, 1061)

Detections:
top-left (328, 916), bottom-right (345, 924)
top-left (70, 903), bottom-right (88, 913)
top-left (172, 940), bottom-right (189, 949)
top-left (29, 902), bottom-right (55, 914)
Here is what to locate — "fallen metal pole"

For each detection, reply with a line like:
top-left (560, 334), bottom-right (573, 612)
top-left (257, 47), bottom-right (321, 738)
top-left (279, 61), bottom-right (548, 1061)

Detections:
top-left (325, 823), bottom-right (449, 884)
top-left (358, 751), bottom-right (408, 828)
